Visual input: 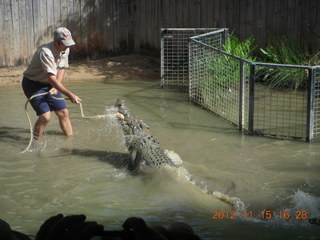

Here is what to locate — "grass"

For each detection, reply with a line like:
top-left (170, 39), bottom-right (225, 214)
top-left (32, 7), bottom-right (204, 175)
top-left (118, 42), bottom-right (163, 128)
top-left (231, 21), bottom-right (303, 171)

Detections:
top-left (258, 38), bottom-right (320, 90)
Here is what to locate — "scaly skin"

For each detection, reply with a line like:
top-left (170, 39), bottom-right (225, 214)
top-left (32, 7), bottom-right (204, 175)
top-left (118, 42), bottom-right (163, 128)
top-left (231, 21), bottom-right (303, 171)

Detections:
top-left (114, 99), bottom-right (176, 174)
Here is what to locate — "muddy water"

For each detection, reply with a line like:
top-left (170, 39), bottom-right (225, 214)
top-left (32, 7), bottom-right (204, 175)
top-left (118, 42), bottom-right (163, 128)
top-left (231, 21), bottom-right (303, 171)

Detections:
top-left (0, 78), bottom-right (319, 239)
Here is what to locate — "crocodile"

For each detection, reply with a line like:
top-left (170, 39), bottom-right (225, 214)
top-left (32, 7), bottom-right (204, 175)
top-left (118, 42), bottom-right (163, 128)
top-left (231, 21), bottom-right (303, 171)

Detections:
top-left (114, 98), bottom-right (176, 174)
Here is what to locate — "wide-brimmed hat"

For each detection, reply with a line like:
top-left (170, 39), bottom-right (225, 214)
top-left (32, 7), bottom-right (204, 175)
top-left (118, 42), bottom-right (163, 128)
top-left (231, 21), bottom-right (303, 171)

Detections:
top-left (54, 27), bottom-right (76, 47)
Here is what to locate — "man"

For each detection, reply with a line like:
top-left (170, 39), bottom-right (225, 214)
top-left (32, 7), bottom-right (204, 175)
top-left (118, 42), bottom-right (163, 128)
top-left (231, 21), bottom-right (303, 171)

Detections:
top-left (22, 27), bottom-right (81, 141)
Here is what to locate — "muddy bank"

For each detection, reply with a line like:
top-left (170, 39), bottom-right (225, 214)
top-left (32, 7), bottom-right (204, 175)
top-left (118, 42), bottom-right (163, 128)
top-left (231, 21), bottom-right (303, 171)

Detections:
top-left (0, 54), bottom-right (160, 86)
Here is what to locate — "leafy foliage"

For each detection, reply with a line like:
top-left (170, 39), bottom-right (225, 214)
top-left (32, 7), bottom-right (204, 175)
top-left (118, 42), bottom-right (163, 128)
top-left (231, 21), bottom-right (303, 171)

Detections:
top-left (208, 33), bottom-right (256, 85)
top-left (223, 34), bottom-right (256, 61)
top-left (258, 38), bottom-right (320, 90)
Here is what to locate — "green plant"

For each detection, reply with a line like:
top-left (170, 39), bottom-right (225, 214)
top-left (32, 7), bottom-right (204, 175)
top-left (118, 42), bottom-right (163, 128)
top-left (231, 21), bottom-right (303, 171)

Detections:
top-left (223, 34), bottom-right (256, 61)
top-left (196, 34), bottom-right (256, 107)
top-left (258, 38), bottom-right (316, 90)
top-left (208, 33), bottom-right (256, 86)
top-left (260, 38), bottom-right (308, 65)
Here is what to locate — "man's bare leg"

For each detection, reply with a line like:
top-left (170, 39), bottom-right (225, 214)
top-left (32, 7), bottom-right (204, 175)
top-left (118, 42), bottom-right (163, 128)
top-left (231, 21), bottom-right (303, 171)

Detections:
top-left (33, 112), bottom-right (51, 140)
top-left (55, 108), bottom-right (73, 136)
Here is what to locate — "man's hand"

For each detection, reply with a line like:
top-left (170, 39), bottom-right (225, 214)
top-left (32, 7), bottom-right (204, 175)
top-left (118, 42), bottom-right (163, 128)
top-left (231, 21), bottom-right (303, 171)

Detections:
top-left (69, 93), bottom-right (82, 104)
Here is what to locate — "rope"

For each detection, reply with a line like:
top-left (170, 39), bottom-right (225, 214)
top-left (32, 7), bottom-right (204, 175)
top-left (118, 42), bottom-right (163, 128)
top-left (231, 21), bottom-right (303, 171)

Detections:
top-left (21, 92), bottom-right (115, 153)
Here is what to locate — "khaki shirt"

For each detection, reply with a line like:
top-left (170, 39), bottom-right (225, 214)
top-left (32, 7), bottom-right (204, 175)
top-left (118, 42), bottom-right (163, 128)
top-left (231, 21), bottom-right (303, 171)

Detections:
top-left (23, 42), bottom-right (69, 83)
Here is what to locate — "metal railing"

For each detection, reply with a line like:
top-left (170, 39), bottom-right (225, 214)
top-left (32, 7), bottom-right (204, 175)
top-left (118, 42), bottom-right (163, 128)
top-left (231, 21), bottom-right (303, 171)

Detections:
top-left (161, 28), bottom-right (320, 142)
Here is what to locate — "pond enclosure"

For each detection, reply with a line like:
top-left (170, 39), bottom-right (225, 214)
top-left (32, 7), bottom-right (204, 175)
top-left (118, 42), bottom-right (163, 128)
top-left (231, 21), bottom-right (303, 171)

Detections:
top-left (161, 28), bottom-right (320, 142)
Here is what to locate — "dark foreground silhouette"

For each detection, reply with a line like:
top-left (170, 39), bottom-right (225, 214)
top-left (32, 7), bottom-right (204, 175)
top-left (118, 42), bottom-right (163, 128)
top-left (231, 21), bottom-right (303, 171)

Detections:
top-left (0, 214), bottom-right (202, 240)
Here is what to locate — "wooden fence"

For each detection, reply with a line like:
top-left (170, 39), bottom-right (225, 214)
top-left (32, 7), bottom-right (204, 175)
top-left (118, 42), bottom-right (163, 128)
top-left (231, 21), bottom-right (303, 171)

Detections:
top-left (0, 0), bottom-right (319, 67)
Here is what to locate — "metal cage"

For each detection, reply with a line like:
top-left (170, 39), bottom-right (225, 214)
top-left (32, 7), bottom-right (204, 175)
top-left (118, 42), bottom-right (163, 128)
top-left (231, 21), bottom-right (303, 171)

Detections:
top-left (161, 28), bottom-right (320, 142)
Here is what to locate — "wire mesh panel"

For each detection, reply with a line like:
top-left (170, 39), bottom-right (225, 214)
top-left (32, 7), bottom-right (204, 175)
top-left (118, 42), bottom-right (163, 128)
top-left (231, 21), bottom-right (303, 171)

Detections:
top-left (189, 42), bottom-right (243, 126)
top-left (189, 29), bottom-right (245, 127)
top-left (161, 28), bottom-right (219, 88)
top-left (252, 64), bottom-right (309, 140)
top-left (313, 67), bottom-right (320, 140)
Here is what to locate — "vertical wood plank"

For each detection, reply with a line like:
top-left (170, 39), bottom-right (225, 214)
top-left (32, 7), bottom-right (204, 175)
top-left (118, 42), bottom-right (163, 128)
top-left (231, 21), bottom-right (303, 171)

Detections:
top-left (279, 0), bottom-right (288, 39)
top-left (308, 0), bottom-right (317, 52)
top-left (60, 0), bottom-right (68, 27)
top-left (65, 0), bottom-right (74, 59)
top-left (265, 0), bottom-right (274, 44)
top-left (188, 0), bottom-right (200, 27)
top-left (53, 0), bottom-right (61, 27)
top-left (145, 0), bottom-right (151, 49)
top-left (300, 0), bottom-right (309, 49)
top-left (127, 0), bottom-right (137, 51)
top-left (213, 0), bottom-right (221, 27)
top-left (138, 0), bottom-right (146, 50)
top-left (72, 0), bottom-right (82, 57)
top-left (105, 0), bottom-right (114, 53)
top-left (287, 0), bottom-right (296, 42)
top-left (220, 0), bottom-right (227, 27)
top-left (226, 0), bottom-right (234, 31)
top-left (169, 0), bottom-right (177, 27)
top-left (200, 0), bottom-right (208, 27)
top-left (4, 0), bottom-right (13, 65)
top-left (176, 0), bottom-right (189, 28)
top-left (90, 0), bottom-right (101, 55)
top-left (153, 0), bottom-right (160, 51)
top-left (0, 0), bottom-right (4, 65)
top-left (18, 0), bottom-right (28, 64)
top-left (145, 0), bottom-right (157, 50)
top-left (232, 0), bottom-right (240, 32)
top-left (80, 0), bottom-right (88, 55)
top-left (273, 0), bottom-right (280, 38)
top-left (160, 0), bottom-right (170, 28)
top-left (113, 0), bottom-right (121, 52)
top-left (119, 0), bottom-right (128, 52)
top-left (25, 0), bottom-right (36, 56)
top-left (99, 0), bottom-right (108, 53)
top-left (206, 0), bottom-right (215, 28)
top-left (261, 0), bottom-right (267, 46)
top-left (316, 0), bottom-right (320, 51)
top-left (46, 0), bottom-right (55, 39)
top-left (293, 0), bottom-right (302, 48)
top-left (246, 0), bottom-right (253, 38)
top-left (39, 0), bottom-right (48, 44)
top-left (66, 0), bottom-right (74, 29)
top-left (11, 0), bottom-right (21, 65)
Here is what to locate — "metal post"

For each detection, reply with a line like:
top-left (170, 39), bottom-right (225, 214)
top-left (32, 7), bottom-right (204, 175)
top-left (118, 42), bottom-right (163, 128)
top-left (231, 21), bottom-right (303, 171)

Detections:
top-left (223, 29), bottom-right (229, 49)
top-left (160, 29), bottom-right (165, 87)
top-left (248, 64), bottom-right (256, 134)
top-left (239, 60), bottom-right (245, 130)
top-left (306, 68), bottom-right (315, 142)
top-left (188, 40), bottom-right (193, 100)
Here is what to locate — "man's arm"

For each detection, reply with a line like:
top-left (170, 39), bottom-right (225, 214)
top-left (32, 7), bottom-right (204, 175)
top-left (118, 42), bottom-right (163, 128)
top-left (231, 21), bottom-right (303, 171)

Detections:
top-left (49, 68), bottom-right (66, 94)
top-left (56, 68), bottom-right (66, 82)
top-left (47, 73), bottom-right (81, 104)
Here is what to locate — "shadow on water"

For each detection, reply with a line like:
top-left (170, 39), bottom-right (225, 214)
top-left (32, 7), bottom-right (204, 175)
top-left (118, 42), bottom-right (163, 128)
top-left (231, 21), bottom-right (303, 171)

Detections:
top-left (68, 148), bottom-right (131, 170)
top-left (0, 126), bottom-right (29, 143)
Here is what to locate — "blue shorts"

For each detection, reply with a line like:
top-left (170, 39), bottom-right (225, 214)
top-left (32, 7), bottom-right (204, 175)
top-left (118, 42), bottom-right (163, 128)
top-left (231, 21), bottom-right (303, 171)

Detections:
top-left (22, 77), bottom-right (67, 116)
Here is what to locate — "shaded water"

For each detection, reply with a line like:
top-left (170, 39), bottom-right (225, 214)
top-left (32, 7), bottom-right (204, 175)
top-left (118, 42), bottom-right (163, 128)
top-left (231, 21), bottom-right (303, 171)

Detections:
top-left (0, 78), bottom-right (319, 239)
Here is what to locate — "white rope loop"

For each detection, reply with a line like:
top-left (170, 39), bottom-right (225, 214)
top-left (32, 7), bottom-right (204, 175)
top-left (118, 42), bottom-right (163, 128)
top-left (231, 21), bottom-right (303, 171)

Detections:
top-left (21, 92), bottom-right (114, 153)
